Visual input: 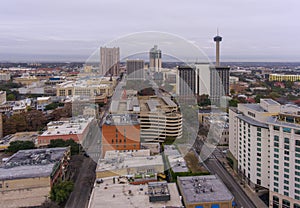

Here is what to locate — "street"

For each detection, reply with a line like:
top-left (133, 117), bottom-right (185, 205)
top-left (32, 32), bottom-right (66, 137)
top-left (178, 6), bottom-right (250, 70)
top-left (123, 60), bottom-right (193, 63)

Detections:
top-left (205, 157), bottom-right (256, 208)
top-left (194, 138), bottom-right (256, 208)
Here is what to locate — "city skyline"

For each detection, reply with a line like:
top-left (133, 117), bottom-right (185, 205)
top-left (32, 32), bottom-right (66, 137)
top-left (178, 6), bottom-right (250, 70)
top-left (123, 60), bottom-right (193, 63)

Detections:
top-left (1, 0), bottom-right (300, 62)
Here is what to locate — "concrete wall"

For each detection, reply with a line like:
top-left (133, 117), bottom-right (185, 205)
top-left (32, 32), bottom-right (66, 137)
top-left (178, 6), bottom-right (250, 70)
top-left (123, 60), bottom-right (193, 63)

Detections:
top-left (0, 177), bottom-right (51, 208)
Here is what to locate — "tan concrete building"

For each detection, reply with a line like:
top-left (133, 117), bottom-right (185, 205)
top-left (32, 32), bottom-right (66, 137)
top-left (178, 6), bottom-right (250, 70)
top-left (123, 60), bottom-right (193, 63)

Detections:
top-left (88, 179), bottom-right (183, 208)
top-left (0, 147), bottom-right (70, 208)
top-left (177, 175), bottom-right (234, 208)
top-left (14, 73), bottom-right (38, 86)
top-left (0, 91), bottom-right (6, 105)
top-left (56, 80), bottom-right (113, 98)
top-left (36, 96), bottom-right (51, 111)
top-left (96, 149), bottom-right (164, 179)
top-left (269, 74), bottom-right (300, 82)
top-left (99, 47), bottom-right (120, 76)
top-left (0, 72), bottom-right (11, 81)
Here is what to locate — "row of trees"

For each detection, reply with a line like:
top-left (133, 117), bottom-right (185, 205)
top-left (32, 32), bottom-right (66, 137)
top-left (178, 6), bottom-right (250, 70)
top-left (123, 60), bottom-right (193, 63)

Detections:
top-left (2, 103), bottom-right (72, 137)
top-left (3, 110), bottom-right (47, 136)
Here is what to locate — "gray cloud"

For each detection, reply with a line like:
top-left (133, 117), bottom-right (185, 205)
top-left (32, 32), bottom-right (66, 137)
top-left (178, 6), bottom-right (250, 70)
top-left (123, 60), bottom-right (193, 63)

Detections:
top-left (0, 0), bottom-right (299, 61)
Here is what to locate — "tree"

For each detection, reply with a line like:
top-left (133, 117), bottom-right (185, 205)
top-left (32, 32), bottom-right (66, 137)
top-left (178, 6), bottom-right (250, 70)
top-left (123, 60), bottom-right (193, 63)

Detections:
top-left (228, 99), bottom-right (239, 107)
top-left (50, 181), bottom-right (74, 205)
top-left (45, 103), bottom-right (60, 111)
top-left (7, 93), bottom-right (16, 101)
top-left (48, 139), bottom-right (80, 155)
top-left (7, 141), bottom-right (35, 153)
top-left (197, 94), bottom-right (211, 107)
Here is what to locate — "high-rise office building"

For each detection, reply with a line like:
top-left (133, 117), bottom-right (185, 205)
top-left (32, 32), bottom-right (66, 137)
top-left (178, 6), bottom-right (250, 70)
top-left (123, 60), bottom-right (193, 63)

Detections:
top-left (149, 45), bottom-right (162, 72)
top-left (99, 47), bottom-right (120, 76)
top-left (126, 60), bottom-right (145, 80)
top-left (210, 66), bottom-right (230, 105)
top-left (177, 66), bottom-right (196, 98)
top-left (229, 99), bottom-right (300, 208)
top-left (210, 33), bottom-right (230, 106)
top-left (176, 63), bottom-right (210, 102)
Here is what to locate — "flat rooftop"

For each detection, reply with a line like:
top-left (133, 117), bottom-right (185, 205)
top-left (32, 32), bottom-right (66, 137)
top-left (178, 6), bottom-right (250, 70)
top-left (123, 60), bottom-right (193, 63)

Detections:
top-left (261, 98), bottom-right (280, 105)
top-left (236, 114), bottom-right (268, 128)
top-left (97, 150), bottom-right (163, 173)
top-left (242, 104), bottom-right (267, 112)
top-left (0, 147), bottom-right (69, 180)
top-left (164, 145), bottom-right (188, 173)
top-left (177, 175), bottom-right (234, 204)
top-left (139, 96), bottom-right (178, 113)
top-left (40, 117), bottom-right (93, 137)
top-left (88, 177), bottom-right (183, 208)
top-left (103, 114), bottom-right (139, 126)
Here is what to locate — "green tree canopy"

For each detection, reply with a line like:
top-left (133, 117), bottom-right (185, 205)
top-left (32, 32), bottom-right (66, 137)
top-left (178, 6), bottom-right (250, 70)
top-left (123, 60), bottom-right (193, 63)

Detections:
top-left (50, 180), bottom-right (74, 205)
top-left (48, 139), bottom-right (80, 155)
top-left (7, 140), bottom-right (35, 153)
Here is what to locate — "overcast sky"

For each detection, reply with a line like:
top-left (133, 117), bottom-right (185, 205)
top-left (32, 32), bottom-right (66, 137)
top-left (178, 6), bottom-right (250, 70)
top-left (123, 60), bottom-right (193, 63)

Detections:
top-left (1, 0), bottom-right (299, 62)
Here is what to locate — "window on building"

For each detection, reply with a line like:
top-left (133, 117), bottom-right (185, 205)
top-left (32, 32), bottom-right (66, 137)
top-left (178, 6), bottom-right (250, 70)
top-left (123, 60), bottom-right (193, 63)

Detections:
top-left (274, 135), bottom-right (279, 141)
top-left (274, 126), bottom-right (280, 131)
top-left (285, 138), bottom-right (290, 144)
top-left (283, 127), bottom-right (291, 133)
top-left (273, 196), bottom-right (279, 208)
top-left (257, 179), bottom-right (261, 185)
top-left (282, 199), bottom-right (290, 207)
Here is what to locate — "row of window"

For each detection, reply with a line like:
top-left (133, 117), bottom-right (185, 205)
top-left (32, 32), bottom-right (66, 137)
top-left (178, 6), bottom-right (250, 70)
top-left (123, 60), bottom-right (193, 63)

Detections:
top-left (273, 126), bottom-right (300, 135)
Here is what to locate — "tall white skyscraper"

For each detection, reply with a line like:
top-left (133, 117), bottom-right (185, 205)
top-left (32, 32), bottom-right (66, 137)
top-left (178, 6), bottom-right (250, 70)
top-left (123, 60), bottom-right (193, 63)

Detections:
top-left (229, 99), bottom-right (300, 208)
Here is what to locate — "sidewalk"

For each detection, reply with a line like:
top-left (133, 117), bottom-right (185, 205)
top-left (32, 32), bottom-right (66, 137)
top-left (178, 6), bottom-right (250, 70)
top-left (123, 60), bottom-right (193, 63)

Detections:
top-left (218, 156), bottom-right (268, 208)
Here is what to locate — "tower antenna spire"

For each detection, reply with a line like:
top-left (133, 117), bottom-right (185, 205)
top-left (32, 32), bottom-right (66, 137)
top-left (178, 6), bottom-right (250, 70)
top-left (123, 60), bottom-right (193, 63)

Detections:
top-left (217, 27), bottom-right (219, 36)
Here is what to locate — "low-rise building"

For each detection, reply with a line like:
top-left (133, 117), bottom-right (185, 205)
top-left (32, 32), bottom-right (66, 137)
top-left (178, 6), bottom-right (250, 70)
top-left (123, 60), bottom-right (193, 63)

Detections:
top-left (102, 114), bottom-right (140, 156)
top-left (88, 178), bottom-right (183, 208)
top-left (0, 72), bottom-right (11, 81)
top-left (37, 117), bottom-right (93, 145)
top-left (164, 145), bottom-right (188, 173)
top-left (36, 96), bottom-right (51, 111)
top-left (56, 78), bottom-right (114, 98)
top-left (177, 175), bottom-right (234, 208)
top-left (0, 147), bottom-right (70, 208)
top-left (96, 149), bottom-right (164, 179)
top-left (269, 74), bottom-right (300, 82)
